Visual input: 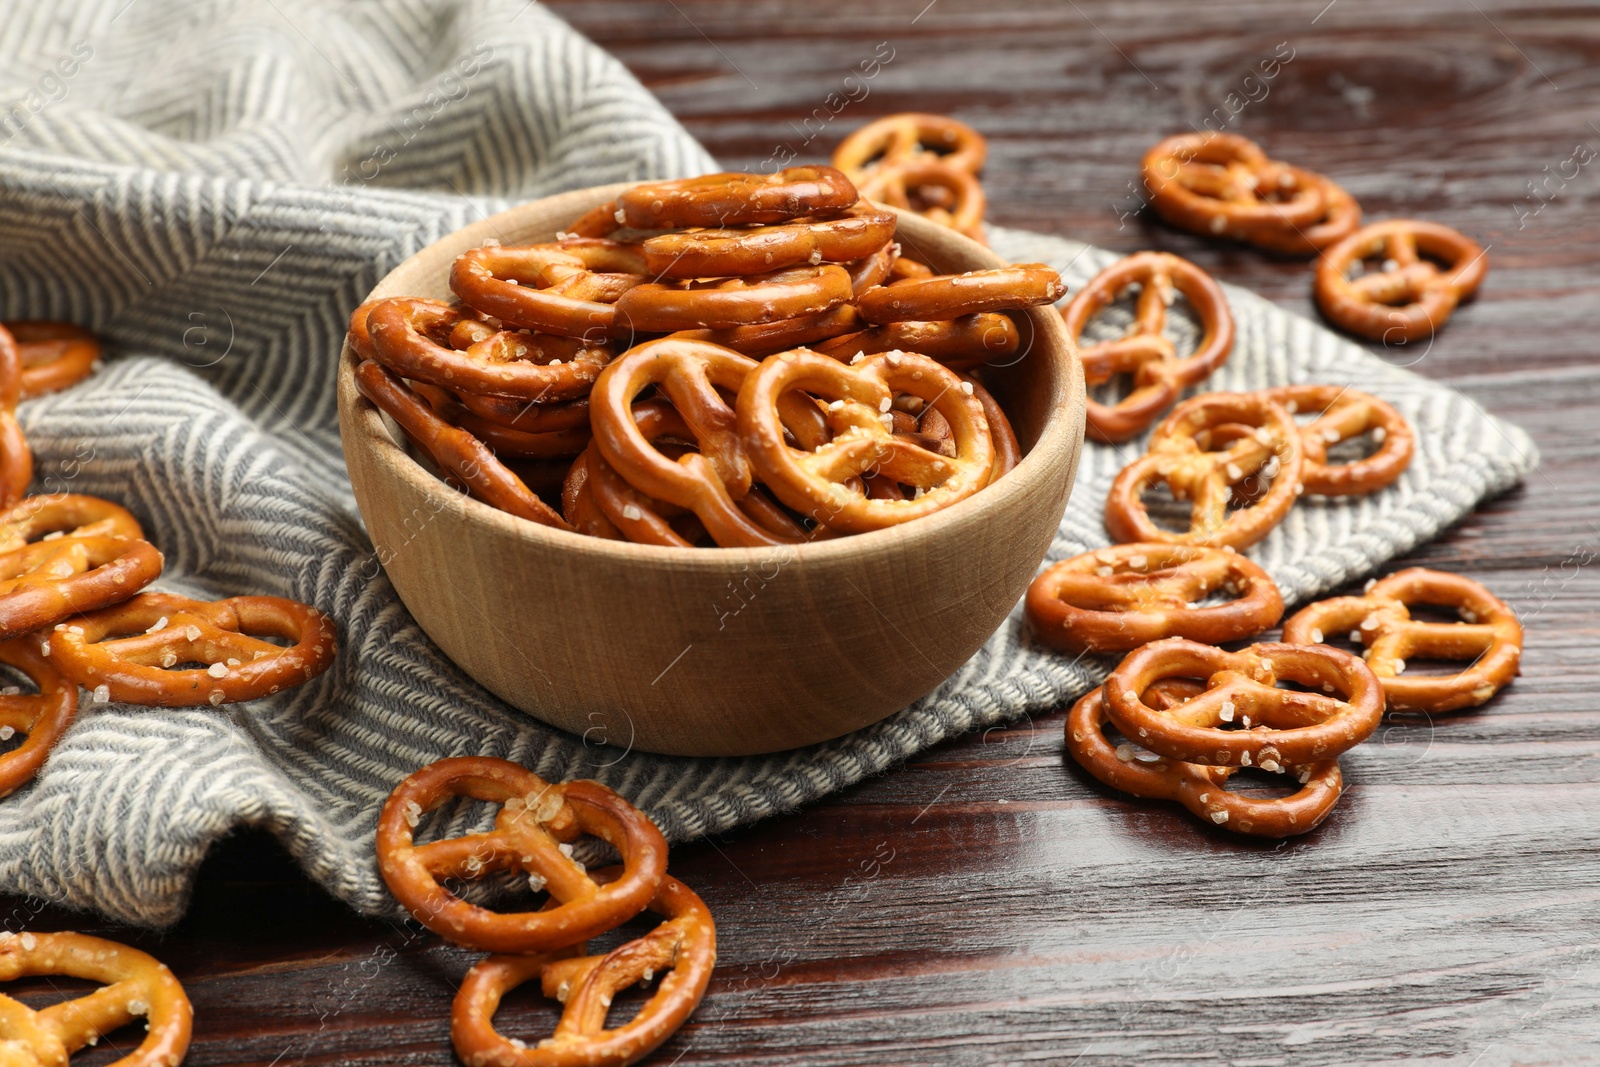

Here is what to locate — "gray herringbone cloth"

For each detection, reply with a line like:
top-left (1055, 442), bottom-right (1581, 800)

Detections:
top-left (0, 2), bottom-right (1537, 927)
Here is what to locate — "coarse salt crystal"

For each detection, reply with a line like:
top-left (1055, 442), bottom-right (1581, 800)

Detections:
top-left (527, 872), bottom-right (547, 892)
top-left (1210, 810), bottom-right (1229, 824)
top-left (20, 933), bottom-right (36, 950)
top-left (1114, 743), bottom-right (1135, 762)
top-left (1372, 427), bottom-right (1386, 442)
top-left (207, 662), bottom-right (228, 678)
top-left (1309, 628), bottom-right (1324, 643)
top-left (185, 625), bottom-right (202, 641)
top-left (960, 382), bottom-right (974, 395)
top-left (208, 690), bottom-right (226, 706)
top-left (1225, 463), bottom-right (1243, 480)
top-left (147, 617), bottom-right (168, 633)
top-left (622, 504), bottom-right (644, 522)
top-left (558, 842), bottom-right (575, 858)
top-left (827, 399), bottom-right (845, 411)
top-left (0, 727), bottom-right (11, 741)
top-left (128, 998), bottom-right (149, 1014)
top-left (38, 641), bottom-right (48, 656)
top-left (92, 685), bottom-right (110, 704)
top-left (1129, 555), bottom-right (1147, 569)
top-left (1219, 701), bottom-right (1235, 722)
top-left (878, 397), bottom-right (892, 413)
top-left (1208, 216), bottom-right (1227, 234)
top-left (1097, 566), bottom-right (1113, 577)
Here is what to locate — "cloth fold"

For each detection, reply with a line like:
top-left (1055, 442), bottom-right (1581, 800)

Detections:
top-left (0, 1), bottom-right (1536, 927)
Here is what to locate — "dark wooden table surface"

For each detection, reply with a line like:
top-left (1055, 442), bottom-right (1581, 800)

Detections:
top-left (8, 1), bottom-right (1599, 1064)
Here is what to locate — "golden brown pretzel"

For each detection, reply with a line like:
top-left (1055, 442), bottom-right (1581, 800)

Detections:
top-left (450, 240), bottom-right (647, 341)
top-left (1281, 568), bottom-right (1522, 713)
top-left (1101, 638), bottom-right (1384, 767)
top-left (1260, 384), bottom-right (1413, 496)
top-left (640, 203), bottom-right (895, 279)
top-left (0, 930), bottom-right (193, 1067)
top-left (854, 265), bottom-right (1064, 324)
top-left (450, 872), bottom-right (716, 1067)
top-left (1067, 682), bottom-right (1342, 837)
top-left (1104, 392), bottom-right (1304, 550)
top-left (561, 449), bottom-right (625, 541)
top-left (591, 339), bottom-right (806, 548)
top-left (0, 535), bottom-right (164, 641)
top-left (1026, 543), bottom-right (1283, 654)
top-left (354, 358), bottom-right (571, 529)
top-left (737, 348), bottom-right (994, 533)
top-left (833, 112), bottom-right (988, 177)
top-left (0, 637), bottom-right (76, 799)
top-left (364, 298), bottom-right (611, 403)
top-left (453, 392), bottom-right (593, 435)
top-left (0, 493), bottom-right (143, 553)
top-left (615, 265), bottom-right (855, 332)
top-left (1061, 252), bottom-right (1234, 443)
top-left (965, 373), bottom-right (1020, 483)
top-left (616, 166), bottom-right (858, 229)
top-left (1314, 219), bottom-right (1488, 343)
top-left (0, 329), bottom-right (32, 510)
top-left (812, 313), bottom-right (1021, 370)
top-left (408, 381), bottom-right (591, 461)
top-left (857, 156), bottom-right (988, 242)
top-left (4, 321), bottom-right (101, 398)
top-left (45, 591), bottom-right (337, 707)
top-left (376, 756), bottom-right (669, 954)
top-left (1142, 132), bottom-right (1327, 240)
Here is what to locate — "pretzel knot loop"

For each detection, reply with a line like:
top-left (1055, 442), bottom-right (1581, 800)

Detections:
top-left (1101, 639), bottom-right (1384, 768)
top-left (0, 930), bottom-right (193, 1067)
top-left (0, 637), bottom-right (76, 799)
top-left (737, 348), bottom-right (995, 533)
top-left (0, 494), bottom-right (144, 553)
top-left (1105, 392), bottom-right (1304, 550)
top-left (1067, 681), bottom-right (1344, 838)
top-left (1314, 220), bottom-right (1488, 343)
top-left (44, 591), bottom-right (338, 707)
top-left (1282, 567), bottom-right (1523, 713)
top-left (1260, 384), bottom-right (1414, 496)
top-left (451, 873), bottom-right (716, 1067)
top-left (833, 113), bottom-right (989, 241)
top-left (1026, 543), bottom-right (1283, 654)
top-left (377, 757), bottom-right (669, 955)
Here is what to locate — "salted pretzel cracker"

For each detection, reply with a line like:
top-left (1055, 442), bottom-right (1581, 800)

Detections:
top-left (616, 166), bottom-right (859, 229)
top-left (1104, 392), bottom-right (1304, 550)
top-left (1102, 638), bottom-right (1384, 767)
top-left (354, 359), bottom-right (570, 529)
top-left (0, 535), bottom-right (163, 641)
top-left (1067, 681), bottom-right (1342, 837)
top-left (1314, 219), bottom-right (1488, 343)
top-left (0, 930), bottom-right (192, 1067)
top-left (0, 637), bottom-right (76, 799)
top-left (640, 203), bottom-right (895, 279)
top-left (364, 298), bottom-right (611, 403)
top-left (615, 265), bottom-right (854, 332)
top-left (1142, 132), bottom-right (1327, 241)
top-left (854, 265), bottom-right (1064, 324)
top-left (377, 756), bottom-right (668, 954)
top-left (1026, 543), bottom-right (1282, 654)
top-left (858, 156), bottom-right (987, 242)
top-left (450, 240), bottom-right (647, 342)
top-left (738, 348), bottom-right (994, 533)
top-left (1062, 252), bottom-right (1234, 442)
top-left (1282, 568), bottom-right (1522, 713)
top-left (813, 313), bottom-right (1020, 370)
top-left (45, 591), bottom-right (337, 707)
top-left (591, 339), bottom-right (806, 548)
top-left (451, 871), bottom-right (716, 1067)
top-left (1260, 384), bottom-right (1413, 495)
top-left (4, 321), bottom-right (101, 398)
top-left (0, 494), bottom-right (143, 553)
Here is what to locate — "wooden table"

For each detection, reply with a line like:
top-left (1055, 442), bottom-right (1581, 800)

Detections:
top-left (9, 2), bottom-right (1598, 1063)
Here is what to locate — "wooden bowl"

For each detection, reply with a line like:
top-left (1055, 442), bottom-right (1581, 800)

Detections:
top-left (337, 184), bottom-right (1085, 756)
